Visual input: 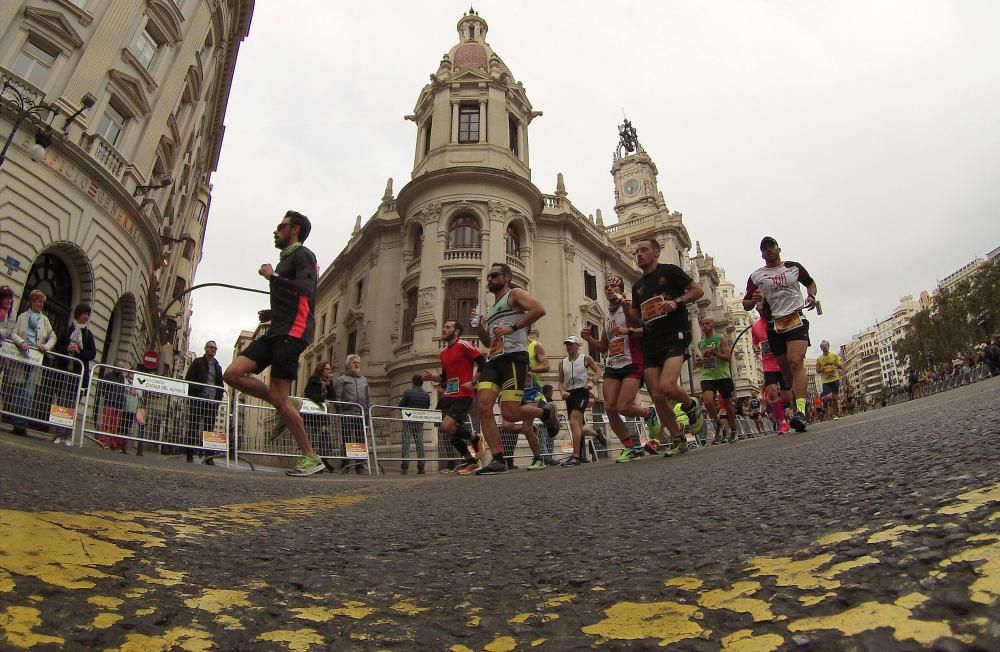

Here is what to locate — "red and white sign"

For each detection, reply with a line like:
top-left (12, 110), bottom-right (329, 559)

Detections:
top-left (142, 350), bottom-right (160, 369)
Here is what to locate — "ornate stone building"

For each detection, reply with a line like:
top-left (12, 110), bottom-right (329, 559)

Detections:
top-left (0, 0), bottom-right (252, 375)
top-left (298, 10), bottom-right (732, 404)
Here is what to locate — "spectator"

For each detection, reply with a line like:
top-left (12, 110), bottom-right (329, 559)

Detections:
top-left (98, 363), bottom-right (128, 451)
top-left (0, 286), bottom-right (17, 423)
top-left (332, 354), bottom-right (371, 473)
top-left (303, 360), bottom-right (335, 463)
top-left (8, 290), bottom-right (57, 436)
top-left (51, 303), bottom-right (97, 444)
top-left (184, 341), bottom-right (225, 463)
top-left (399, 374), bottom-right (430, 474)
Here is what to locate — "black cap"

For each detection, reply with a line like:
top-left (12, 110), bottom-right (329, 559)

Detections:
top-left (760, 236), bottom-right (778, 249)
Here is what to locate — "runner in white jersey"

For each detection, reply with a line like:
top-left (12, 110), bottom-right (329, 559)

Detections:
top-left (580, 276), bottom-right (661, 463)
top-left (742, 236), bottom-right (818, 432)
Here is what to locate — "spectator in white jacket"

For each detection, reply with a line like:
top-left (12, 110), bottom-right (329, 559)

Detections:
top-left (9, 290), bottom-right (57, 435)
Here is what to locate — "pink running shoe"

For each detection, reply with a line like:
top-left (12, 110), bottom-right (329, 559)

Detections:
top-left (778, 421), bottom-right (790, 435)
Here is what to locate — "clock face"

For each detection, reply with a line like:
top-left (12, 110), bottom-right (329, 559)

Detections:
top-left (623, 178), bottom-right (641, 196)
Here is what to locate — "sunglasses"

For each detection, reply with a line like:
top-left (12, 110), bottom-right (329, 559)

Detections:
top-left (486, 272), bottom-right (504, 279)
top-left (276, 223), bottom-right (292, 231)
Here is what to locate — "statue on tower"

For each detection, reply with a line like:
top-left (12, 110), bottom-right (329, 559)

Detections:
top-left (616, 119), bottom-right (641, 159)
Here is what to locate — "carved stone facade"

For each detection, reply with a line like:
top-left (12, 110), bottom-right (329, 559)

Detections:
top-left (0, 0), bottom-right (252, 375)
top-left (297, 10), bottom-right (748, 403)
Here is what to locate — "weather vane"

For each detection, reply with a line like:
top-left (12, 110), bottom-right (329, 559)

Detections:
top-left (616, 117), bottom-right (640, 159)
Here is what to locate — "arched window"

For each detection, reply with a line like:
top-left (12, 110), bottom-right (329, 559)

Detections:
top-left (447, 215), bottom-right (480, 249)
top-left (20, 253), bottom-right (73, 335)
top-left (505, 224), bottom-right (520, 257)
top-left (413, 226), bottom-right (424, 258)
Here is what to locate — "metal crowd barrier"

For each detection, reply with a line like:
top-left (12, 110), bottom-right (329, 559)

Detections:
top-left (494, 413), bottom-right (575, 464)
top-left (234, 398), bottom-right (369, 473)
top-left (81, 364), bottom-right (230, 463)
top-left (586, 414), bottom-right (650, 459)
top-left (368, 404), bottom-right (476, 473)
top-left (0, 344), bottom-right (85, 440)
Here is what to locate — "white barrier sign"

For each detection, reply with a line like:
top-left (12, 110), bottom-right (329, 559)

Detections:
top-left (133, 373), bottom-right (187, 397)
top-left (401, 408), bottom-right (441, 423)
top-left (0, 341), bottom-right (43, 366)
top-left (300, 399), bottom-right (326, 414)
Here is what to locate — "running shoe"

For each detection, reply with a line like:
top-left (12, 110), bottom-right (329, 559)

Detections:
top-left (269, 397), bottom-right (303, 441)
top-left (286, 455), bottom-right (325, 476)
top-left (777, 421), bottom-right (790, 435)
top-left (471, 433), bottom-right (486, 460)
top-left (455, 460), bottom-right (478, 475)
top-left (474, 458), bottom-right (508, 475)
top-left (543, 457), bottom-right (560, 466)
top-left (615, 447), bottom-right (641, 463)
top-left (542, 403), bottom-right (561, 437)
top-left (789, 411), bottom-right (809, 433)
top-left (643, 439), bottom-right (661, 456)
top-left (643, 407), bottom-right (662, 441)
top-left (527, 457), bottom-right (546, 471)
top-left (662, 439), bottom-right (688, 457)
top-left (560, 457), bottom-right (581, 467)
top-left (682, 399), bottom-right (704, 436)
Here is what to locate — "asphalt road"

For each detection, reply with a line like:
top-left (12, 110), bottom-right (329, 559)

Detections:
top-left (1, 378), bottom-right (999, 651)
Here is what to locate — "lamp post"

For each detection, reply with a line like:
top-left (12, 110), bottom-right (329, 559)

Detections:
top-left (0, 78), bottom-right (58, 167)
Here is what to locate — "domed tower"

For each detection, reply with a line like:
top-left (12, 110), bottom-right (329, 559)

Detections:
top-left (393, 9), bottom-right (544, 370)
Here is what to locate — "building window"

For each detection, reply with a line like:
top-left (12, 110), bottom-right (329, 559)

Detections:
top-left (331, 302), bottom-right (338, 325)
top-left (402, 287), bottom-right (418, 344)
top-left (423, 118), bottom-right (432, 155)
top-left (181, 239), bottom-right (196, 260)
top-left (447, 215), bottom-right (480, 249)
top-left (413, 226), bottom-right (423, 258)
top-left (443, 278), bottom-right (478, 332)
top-left (355, 278), bottom-right (364, 305)
top-left (172, 277), bottom-right (186, 299)
top-left (505, 225), bottom-right (521, 258)
top-left (12, 40), bottom-right (56, 87)
top-left (458, 104), bottom-right (480, 143)
top-left (96, 102), bottom-right (127, 146)
top-left (584, 272), bottom-right (597, 300)
top-left (347, 331), bottom-right (357, 355)
top-left (319, 312), bottom-right (326, 336)
top-left (132, 29), bottom-right (159, 70)
top-left (508, 115), bottom-right (518, 155)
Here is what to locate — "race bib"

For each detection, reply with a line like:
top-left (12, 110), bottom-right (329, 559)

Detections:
top-left (640, 296), bottom-right (669, 324)
top-left (608, 337), bottom-right (626, 358)
top-left (774, 312), bottom-right (803, 333)
top-left (704, 356), bottom-right (717, 369)
top-left (446, 377), bottom-right (460, 394)
top-left (488, 336), bottom-right (505, 359)
top-left (760, 341), bottom-right (771, 356)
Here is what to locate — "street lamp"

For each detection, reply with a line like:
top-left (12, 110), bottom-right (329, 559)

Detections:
top-left (0, 78), bottom-right (59, 167)
top-left (61, 93), bottom-right (97, 135)
top-left (134, 174), bottom-right (173, 197)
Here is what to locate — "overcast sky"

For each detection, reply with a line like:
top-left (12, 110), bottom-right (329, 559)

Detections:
top-left (191, 1), bottom-right (1000, 367)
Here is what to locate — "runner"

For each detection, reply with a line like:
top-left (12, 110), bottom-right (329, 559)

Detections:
top-left (580, 276), bottom-right (661, 463)
top-left (627, 237), bottom-right (705, 457)
top-left (557, 335), bottom-right (601, 466)
top-left (751, 315), bottom-right (789, 434)
top-left (697, 316), bottom-right (737, 444)
top-left (223, 210), bottom-right (325, 476)
top-left (742, 236), bottom-right (817, 432)
top-left (815, 340), bottom-right (843, 420)
top-left (422, 319), bottom-right (485, 475)
top-left (500, 332), bottom-right (560, 467)
top-left (472, 263), bottom-right (559, 474)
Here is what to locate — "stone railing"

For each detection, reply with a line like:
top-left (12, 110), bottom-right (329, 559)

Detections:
top-left (88, 134), bottom-right (126, 180)
top-left (444, 248), bottom-right (481, 261)
top-left (0, 68), bottom-right (45, 107)
top-left (406, 257), bottom-right (421, 274)
top-left (506, 254), bottom-right (524, 271)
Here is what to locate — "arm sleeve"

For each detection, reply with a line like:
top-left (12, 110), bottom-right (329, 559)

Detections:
top-left (788, 261), bottom-right (814, 287)
top-left (743, 276), bottom-right (758, 302)
top-left (668, 264), bottom-right (694, 291)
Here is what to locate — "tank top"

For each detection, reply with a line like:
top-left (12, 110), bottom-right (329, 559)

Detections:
top-left (485, 290), bottom-right (527, 360)
top-left (604, 303), bottom-right (641, 369)
top-left (528, 339), bottom-right (541, 385)
top-left (562, 355), bottom-right (588, 391)
top-left (699, 333), bottom-right (732, 380)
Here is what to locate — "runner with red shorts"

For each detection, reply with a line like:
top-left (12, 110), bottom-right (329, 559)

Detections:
top-left (751, 315), bottom-right (789, 434)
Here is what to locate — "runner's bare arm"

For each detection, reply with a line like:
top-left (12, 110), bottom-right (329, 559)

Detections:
top-left (505, 288), bottom-right (545, 332)
top-left (717, 337), bottom-right (733, 363)
top-left (531, 342), bottom-right (550, 373)
top-left (581, 326), bottom-right (609, 353)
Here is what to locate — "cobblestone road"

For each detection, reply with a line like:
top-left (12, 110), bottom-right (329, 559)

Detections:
top-left (2, 379), bottom-right (999, 650)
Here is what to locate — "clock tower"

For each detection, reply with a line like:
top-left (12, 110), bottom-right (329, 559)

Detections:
top-left (611, 119), bottom-right (663, 221)
top-left (605, 119), bottom-right (691, 268)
